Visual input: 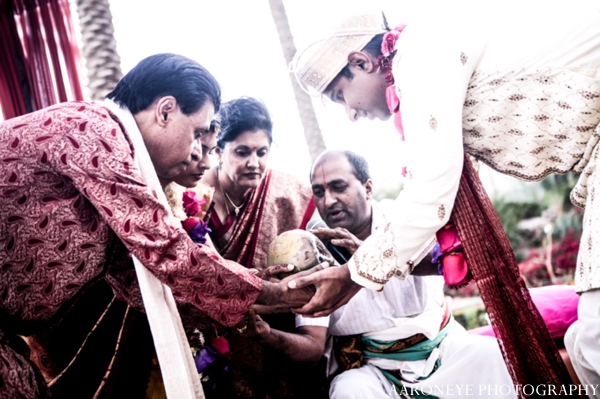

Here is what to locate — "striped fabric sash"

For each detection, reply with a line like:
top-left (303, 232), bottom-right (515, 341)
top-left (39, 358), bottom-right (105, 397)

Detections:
top-left (361, 304), bottom-right (452, 398)
top-left (362, 320), bottom-right (451, 362)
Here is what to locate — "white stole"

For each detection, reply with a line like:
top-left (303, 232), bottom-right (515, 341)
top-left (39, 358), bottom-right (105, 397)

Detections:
top-left (103, 99), bottom-right (204, 399)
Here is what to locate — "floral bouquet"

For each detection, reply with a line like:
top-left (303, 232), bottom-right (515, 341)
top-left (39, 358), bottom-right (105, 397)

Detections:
top-left (194, 325), bottom-right (231, 392)
top-left (432, 223), bottom-right (473, 288)
top-left (181, 191), bottom-right (211, 244)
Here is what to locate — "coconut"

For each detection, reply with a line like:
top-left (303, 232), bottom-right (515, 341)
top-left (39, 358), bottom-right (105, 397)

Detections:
top-left (267, 229), bottom-right (336, 278)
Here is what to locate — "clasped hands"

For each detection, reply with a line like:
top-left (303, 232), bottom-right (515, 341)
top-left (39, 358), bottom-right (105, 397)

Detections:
top-left (253, 226), bottom-right (362, 318)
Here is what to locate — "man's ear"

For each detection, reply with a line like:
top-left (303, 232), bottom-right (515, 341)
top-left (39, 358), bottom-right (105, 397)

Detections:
top-left (364, 179), bottom-right (374, 199)
top-left (155, 96), bottom-right (177, 127)
top-left (347, 51), bottom-right (377, 73)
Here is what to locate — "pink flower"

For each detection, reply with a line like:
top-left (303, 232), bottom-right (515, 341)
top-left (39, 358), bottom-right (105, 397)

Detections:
top-left (436, 224), bottom-right (462, 254)
top-left (181, 217), bottom-right (211, 244)
top-left (381, 31), bottom-right (399, 57)
top-left (442, 252), bottom-right (472, 287)
top-left (211, 337), bottom-right (230, 355)
top-left (182, 217), bottom-right (201, 232)
top-left (182, 191), bottom-right (206, 217)
top-left (436, 223), bottom-right (473, 287)
top-left (381, 25), bottom-right (406, 57)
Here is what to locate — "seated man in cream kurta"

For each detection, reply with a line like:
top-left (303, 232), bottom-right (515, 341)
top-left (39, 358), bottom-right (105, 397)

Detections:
top-left (301, 151), bottom-right (514, 398)
top-left (287, 3), bottom-right (600, 393)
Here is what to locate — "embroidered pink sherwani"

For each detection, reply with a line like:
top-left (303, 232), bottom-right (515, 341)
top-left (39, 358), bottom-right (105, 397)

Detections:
top-left (0, 101), bottom-right (263, 334)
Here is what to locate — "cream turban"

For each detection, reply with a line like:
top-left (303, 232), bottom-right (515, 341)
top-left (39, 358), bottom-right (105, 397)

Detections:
top-left (290, 12), bottom-right (388, 95)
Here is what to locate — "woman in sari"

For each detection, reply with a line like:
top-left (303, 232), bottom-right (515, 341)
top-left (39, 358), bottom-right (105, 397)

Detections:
top-left (198, 97), bottom-right (327, 399)
top-left (202, 98), bottom-right (314, 268)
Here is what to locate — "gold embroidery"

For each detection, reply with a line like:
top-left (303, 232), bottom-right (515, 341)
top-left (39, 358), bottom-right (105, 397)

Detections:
top-left (473, 158), bottom-right (577, 182)
top-left (464, 99), bottom-right (478, 107)
top-left (355, 266), bottom-right (395, 285)
top-left (463, 128), bottom-right (481, 138)
top-left (580, 90), bottom-right (600, 100)
top-left (406, 260), bottom-right (415, 273)
top-left (530, 147), bottom-right (545, 155)
top-left (557, 101), bottom-right (572, 109)
top-left (508, 94), bottom-right (526, 101)
top-left (536, 76), bottom-right (554, 85)
top-left (507, 129), bottom-right (524, 136)
top-left (438, 205), bottom-right (446, 220)
top-left (488, 79), bottom-right (505, 86)
top-left (533, 114), bottom-right (550, 122)
top-left (576, 126), bottom-right (595, 133)
top-left (548, 156), bottom-right (562, 163)
top-left (486, 115), bottom-right (503, 123)
top-left (507, 161), bottom-right (524, 168)
top-left (383, 248), bottom-right (393, 258)
top-left (429, 116), bottom-right (438, 131)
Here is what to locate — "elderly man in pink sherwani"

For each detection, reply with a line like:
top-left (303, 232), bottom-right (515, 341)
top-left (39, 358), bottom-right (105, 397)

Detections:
top-left (0, 53), bottom-right (311, 398)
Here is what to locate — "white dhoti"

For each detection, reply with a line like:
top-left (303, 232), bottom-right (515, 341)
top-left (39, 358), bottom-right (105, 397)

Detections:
top-left (565, 290), bottom-right (600, 398)
top-left (572, 123), bottom-right (600, 294)
top-left (566, 122), bottom-right (600, 393)
top-left (330, 321), bottom-right (516, 399)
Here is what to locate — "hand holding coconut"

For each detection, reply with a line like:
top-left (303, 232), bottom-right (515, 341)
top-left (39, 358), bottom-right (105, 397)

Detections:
top-left (288, 264), bottom-right (361, 318)
top-left (249, 264), bottom-right (298, 282)
top-left (253, 266), bottom-right (324, 314)
top-left (267, 229), bottom-right (337, 277)
top-left (310, 226), bottom-right (363, 255)
top-left (253, 229), bottom-right (339, 314)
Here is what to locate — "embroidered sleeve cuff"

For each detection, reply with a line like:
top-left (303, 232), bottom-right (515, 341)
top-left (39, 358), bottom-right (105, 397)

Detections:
top-left (348, 258), bottom-right (385, 291)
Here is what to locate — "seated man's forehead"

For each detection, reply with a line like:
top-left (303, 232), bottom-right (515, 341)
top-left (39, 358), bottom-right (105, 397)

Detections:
top-left (315, 157), bottom-right (354, 178)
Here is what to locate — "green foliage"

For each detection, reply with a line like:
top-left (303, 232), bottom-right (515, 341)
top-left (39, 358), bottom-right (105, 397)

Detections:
top-left (539, 173), bottom-right (579, 212)
top-left (491, 198), bottom-right (542, 258)
top-left (374, 183), bottom-right (403, 201)
top-left (453, 306), bottom-right (489, 330)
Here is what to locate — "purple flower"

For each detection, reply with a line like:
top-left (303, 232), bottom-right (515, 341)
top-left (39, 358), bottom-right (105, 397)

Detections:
top-left (431, 242), bottom-right (444, 275)
top-left (188, 219), bottom-right (212, 244)
top-left (431, 242), bottom-right (442, 264)
top-left (195, 346), bottom-right (218, 373)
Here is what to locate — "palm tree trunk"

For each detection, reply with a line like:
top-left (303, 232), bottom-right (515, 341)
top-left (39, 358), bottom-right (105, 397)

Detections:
top-left (268, 0), bottom-right (326, 163)
top-left (75, 0), bottom-right (123, 101)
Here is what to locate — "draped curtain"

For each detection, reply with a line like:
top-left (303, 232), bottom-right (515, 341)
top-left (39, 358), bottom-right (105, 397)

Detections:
top-left (0, 0), bottom-right (84, 120)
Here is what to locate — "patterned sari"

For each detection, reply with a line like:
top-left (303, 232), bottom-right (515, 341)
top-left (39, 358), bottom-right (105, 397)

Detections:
top-left (204, 169), bottom-right (328, 399)
top-left (209, 169), bottom-right (315, 269)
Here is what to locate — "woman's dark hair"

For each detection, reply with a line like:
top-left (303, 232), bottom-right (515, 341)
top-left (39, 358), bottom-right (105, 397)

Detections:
top-left (216, 97), bottom-right (273, 149)
top-left (106, 53), bottom-right (221, 115)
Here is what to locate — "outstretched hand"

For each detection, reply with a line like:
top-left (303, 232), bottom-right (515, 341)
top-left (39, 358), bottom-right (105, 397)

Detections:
top-left (310, 227), bottom-right (363, 255)
top-left (252, 263), bottom-right (327, 314)
top-left (287, 263), bottom-right (361, 317)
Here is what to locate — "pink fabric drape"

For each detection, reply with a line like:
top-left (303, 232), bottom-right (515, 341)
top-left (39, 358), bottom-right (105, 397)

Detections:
top-left (0, 0), bottom-right (84, 120)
